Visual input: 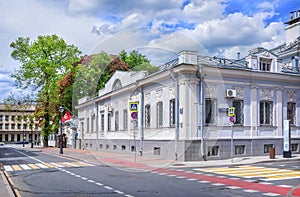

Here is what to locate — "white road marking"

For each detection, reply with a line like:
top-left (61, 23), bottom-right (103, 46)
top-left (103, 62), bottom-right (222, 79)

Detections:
top-left (3, 166), bottom-right (13, 171)
top-left (36, 163), bottom-right (48, 168)
top-left (262, 193), bottom-right (280, 196)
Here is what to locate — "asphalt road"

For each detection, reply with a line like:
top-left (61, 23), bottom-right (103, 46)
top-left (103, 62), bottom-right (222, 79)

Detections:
top-left (1, 145), bottom-right (299, 197)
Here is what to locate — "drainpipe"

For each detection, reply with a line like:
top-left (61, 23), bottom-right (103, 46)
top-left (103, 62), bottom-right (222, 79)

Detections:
top-left (169, 69), bottom-right (179, 160)
top-left (95, 102), bottom-right (99, 150)
top-left (197, 64), bottom-right (205, 160)
top-left (138, 88), bottom-right (144, 156)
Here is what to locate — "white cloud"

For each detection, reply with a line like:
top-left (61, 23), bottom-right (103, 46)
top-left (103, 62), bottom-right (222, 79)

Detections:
top-left (0, 0), bottom-right (295, 101)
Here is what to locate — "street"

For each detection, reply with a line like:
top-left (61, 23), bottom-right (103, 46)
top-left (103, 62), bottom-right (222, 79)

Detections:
top-left (1, 145), bottom-right (300, 197)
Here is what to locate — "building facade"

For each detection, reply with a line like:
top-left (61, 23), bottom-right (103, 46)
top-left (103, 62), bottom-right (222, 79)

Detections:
top-left (75, 11), bottom-right (300, 161)
top-left (0, 104), bottom-right (42, 144)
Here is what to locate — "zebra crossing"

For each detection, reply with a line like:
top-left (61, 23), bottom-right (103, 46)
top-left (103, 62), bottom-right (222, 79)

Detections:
top-left (194, 165), bottom-right (300, 181)
top-left (3, 161), bottom-right (95, 172)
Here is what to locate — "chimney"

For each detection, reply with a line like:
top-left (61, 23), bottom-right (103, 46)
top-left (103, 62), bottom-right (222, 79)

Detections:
top-left (178, 50), bottom-right (198, 65)
top-left (237, 52), bottom-right (240, 60)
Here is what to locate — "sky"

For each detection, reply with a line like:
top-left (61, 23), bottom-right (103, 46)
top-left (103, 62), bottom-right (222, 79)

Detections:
top-left (0, 0), bottom-right (299, 102)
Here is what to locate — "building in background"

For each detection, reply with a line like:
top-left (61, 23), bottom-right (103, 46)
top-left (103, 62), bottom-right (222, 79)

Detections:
top-left (0, 104), bottom-right (42, 144)
top-left (75, 11), bottom-right (300, 161)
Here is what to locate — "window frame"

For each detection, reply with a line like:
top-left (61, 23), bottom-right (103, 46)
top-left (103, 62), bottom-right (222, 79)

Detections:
top-left (205, 98), bottom-right (217, 125)
top-left (157, 101), bottom-right (163, 128)
top-left (287, 102), bottom-right (296, 125)
top-left (145, 104), bottom-right (151, 128)
top-left (169, 99), bottom-right (175, 127)
top-left (233, 99), bottom-right (244, 125)
top-left (260, 101), bottom-right (273, 126)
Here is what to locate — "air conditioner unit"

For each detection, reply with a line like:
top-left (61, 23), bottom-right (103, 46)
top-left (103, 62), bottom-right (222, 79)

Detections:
top-left (226, 89), bottom-right (236, 98)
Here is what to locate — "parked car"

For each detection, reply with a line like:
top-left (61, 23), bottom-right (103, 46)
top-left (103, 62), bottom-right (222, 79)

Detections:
top-left (0, 142), bottom-right (5, 146)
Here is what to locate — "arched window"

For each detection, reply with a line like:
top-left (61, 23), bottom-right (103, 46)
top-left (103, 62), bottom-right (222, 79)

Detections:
top-left (112, 79), bottom-right (122, 90)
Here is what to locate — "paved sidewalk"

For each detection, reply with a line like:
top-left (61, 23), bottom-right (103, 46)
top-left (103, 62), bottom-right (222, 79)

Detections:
top-left (0, 167), bottom-right (15, 197)
top-left (35, 147), bottom-right (300, 169)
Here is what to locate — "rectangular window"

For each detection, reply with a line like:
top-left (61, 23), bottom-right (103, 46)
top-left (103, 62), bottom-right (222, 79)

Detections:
top-left (5, 134), bottom-right (8, 141)
top-left (91, 116), bottom-right (94, 132)
top-left (145, 105), bottom-right (151, 128)
top-left (0, 124), bottom-right (2, 129)
top-left (233, 100), bottom-right (244, 125)
top-left (11, 115), bottom-right (15, 121)
top-left (86, 118), bottom-right (89, 133)
top-left (11, 124), bottom-right (15, 129)
top-left (23, 124), bottom-right (27, 129)
top-left (17, 134), bottom-right (20, 141)
top-left (264, 144), bottom-right (273, 153)
top-left (291, 144), bottom-right (298, 152)
top-left (108, 113), bottom-right (111, 131)
top-left (18, 124), bottom-right (21, 129)
top-left (123, 110), bottom-right (128, 130)
top-left (169, 99), bottom-right (175, 127)
top-left (157, 102), bottom-right (163, 128)
top-left (259, 58), bottom-right (271, 71)
top-left (5, 124), bottom-right (9, 129)
top-left (208, 146), bottom-right (219, 156)
top-left (0, 115), bottom-right (2, 121)
top-left (205, 98), bottom-right (217, 124)
top-left (235, 145), bottom-right (245, 155)
top-left (101, 114), bottom-right (104, 131)
top-left (260, 101), bottom-right (273, 125)
top-left (115, 111), bottom-right (119, 131)
top-left (287, 102), bottom-right (296, 125)
top-left (154, 147), bottom-right (161, 155)
top-left (5, 115), bottom-right (9, 121)
top-left (11, 134), bottom-right (14, 142)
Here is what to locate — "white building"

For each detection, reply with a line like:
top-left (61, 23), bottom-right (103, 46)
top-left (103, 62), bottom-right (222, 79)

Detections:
top-left (75, 11), bottom-right (300, 161)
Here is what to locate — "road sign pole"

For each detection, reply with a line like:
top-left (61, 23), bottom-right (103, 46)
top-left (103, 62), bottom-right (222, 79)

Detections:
top-left (133, 120), bottom-right (137, 162)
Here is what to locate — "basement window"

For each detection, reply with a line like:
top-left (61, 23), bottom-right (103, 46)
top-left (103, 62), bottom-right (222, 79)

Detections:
top-left (207, 146), bottom-right (219, 156)
top-left (154, 147), bottom-right (161, 155)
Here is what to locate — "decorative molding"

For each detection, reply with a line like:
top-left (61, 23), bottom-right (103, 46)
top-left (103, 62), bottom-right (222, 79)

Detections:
top-left (130, 95), bottom-right (139, 101)
top-left (205, 85), bottom-right (217, 98)
top-left (145, 93), bottom-right (150, 104)
top-left (260, 89), bottom-right (273, 100)
top-left (287, 90), bottom-right (296, 102)
top-left (156, 89), bottom-right (163, 102)
top-left (169, 87), bottom-right (175, 99)
top-left (234, 86), bottom-right (244, 99)
top-left (262, 51), bottom-right (270, 57)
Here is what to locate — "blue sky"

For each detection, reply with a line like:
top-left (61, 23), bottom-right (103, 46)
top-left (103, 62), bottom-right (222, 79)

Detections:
top-left (0, 0), bottom-right (299, 101)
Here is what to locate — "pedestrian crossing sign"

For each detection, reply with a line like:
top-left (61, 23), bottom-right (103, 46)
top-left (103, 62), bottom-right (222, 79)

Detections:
top-left (129, 102), bottom-right (139, 112)
top-left (228, 107), bottom-right (235, 117)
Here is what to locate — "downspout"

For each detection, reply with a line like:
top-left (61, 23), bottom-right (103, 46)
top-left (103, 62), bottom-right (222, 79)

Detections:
top-left (95, 102), bottom-right (99, 150)
top-left (169, 69), bottom-right (179, 160)
top-left (197, 64), bottom-right (205, 160)
top-left (138, 87), bottom-right (144, 156)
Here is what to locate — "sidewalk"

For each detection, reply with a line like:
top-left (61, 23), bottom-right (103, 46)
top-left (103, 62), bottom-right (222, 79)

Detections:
top-left (36, 147), bottom-right (300, 169)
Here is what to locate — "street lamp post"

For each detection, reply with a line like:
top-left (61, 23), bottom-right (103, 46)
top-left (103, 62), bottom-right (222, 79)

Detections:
top-left (59, 106), bottom-right (64, 154)
top-left (30, 121), bottom-right (33, 148)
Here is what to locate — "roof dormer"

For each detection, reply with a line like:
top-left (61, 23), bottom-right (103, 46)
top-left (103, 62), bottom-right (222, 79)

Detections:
top-left (246, 48), bottom-right (282, 72)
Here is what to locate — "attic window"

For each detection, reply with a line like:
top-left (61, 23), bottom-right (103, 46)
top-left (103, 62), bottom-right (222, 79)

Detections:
top-left (259, 58), bottom-right (271, 71)
top-left (112, 79), bottom-right (122, 90)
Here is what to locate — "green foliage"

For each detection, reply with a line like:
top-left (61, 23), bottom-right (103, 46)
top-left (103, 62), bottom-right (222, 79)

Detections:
top-left (73, 51), bottom-right (112, 100)
top-left (10, 34), bottom-right (81, 146)
top-left (118, 50), bottom-right (158, 73)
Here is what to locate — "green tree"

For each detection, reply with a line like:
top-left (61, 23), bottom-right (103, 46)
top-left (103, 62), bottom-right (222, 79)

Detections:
top-left (10, 34), bottom-right (81, 147)
top-left (73, 51), bottom-right (112, 100)
top-left (118, 50), bottom-right (159, 73)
